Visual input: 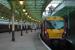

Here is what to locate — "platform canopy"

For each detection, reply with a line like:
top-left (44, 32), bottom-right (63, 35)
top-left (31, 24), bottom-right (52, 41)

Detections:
top-left (0, 0), bottom-right (52, 23)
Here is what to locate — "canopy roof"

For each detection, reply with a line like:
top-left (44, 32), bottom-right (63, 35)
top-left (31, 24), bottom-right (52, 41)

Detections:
top-left (0, 0), bottom-right (52, 23)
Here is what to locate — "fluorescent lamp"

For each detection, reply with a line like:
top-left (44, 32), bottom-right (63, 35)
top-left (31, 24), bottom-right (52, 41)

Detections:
top-left (1, 17), bottom-right (4, 19)
top-left (19, 1), bottom-right (24, 5)
top-left (25, 13), bottom-right (28, 15)
top-left (23, 9), bottom-right (26, 12)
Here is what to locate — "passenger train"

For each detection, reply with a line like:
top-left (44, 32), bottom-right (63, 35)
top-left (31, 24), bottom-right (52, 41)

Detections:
top-left (41, 16), bottom-right (75, 50)
top-left (41, 16), bottom-right (66, 42)
top-left (0, 22), bottom-right (38, 33)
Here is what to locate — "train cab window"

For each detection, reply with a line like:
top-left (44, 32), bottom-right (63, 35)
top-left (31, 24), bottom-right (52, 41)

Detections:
top-left (45, 20), bottom-right (64, 29)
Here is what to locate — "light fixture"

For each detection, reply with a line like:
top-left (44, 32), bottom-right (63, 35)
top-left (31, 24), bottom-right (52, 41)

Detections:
top-left (25, 12), bottom-right (28, 15)
top-left (19, 1), bottom-right (24, 5)
top-left (32, 19), bottom-right (34, 20)
top-left (29, 17), bottom-right (31, 19)
top-left (35, 20), bottom-right (37, 21)
top-left (23, 9), bottom-right (26, 12)
top-left (39, 21), bottom-right (40, 22)
top-left (16, 20), bottom-right (18, 22)
top-left (28, 15), bottom-right (29, 17)
top-left (1, 17), bottom-right (4, 19)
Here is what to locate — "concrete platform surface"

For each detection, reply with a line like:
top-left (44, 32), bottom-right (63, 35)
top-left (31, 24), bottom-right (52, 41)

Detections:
top-left (0, 30), bottom-right (48, 50)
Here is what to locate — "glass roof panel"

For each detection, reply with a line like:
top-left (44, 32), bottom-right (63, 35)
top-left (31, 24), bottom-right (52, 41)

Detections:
top-left (25, 0), bottom-right (45, 20)
top-left (45, 0), bottom-right (63, 10)
top-left (0, 0), bottom-right (11, 9)
top-left (43, 0), bottom-right (63, 17)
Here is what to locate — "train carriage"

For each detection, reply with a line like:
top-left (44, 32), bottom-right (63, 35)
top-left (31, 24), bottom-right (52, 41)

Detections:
top-left (41, 17), bottom-right (65, 41)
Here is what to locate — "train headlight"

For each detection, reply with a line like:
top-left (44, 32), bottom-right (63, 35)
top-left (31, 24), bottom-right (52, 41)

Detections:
top-left (45, 31), bottom-right (47, 34)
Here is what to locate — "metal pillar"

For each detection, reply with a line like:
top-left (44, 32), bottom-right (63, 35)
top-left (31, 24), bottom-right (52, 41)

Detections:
top-left (24, 21), bottom-right (26, 31)
top-left (12, 14), bottom-right (15, 41)
top-left (26, 25), bottom-right (28, 33)
top-left (31, 28), bottom-right (32, 32)
top-left (21, 19), bottom-right (23, 36)
top-left (10, 1), bottom-right (16, 41)
top-left (9, 19), bottom-right (11, 34)
top-left (30, 22), bottom-right (32, 32)
top-left (20, 5), bottom-right (23, 36)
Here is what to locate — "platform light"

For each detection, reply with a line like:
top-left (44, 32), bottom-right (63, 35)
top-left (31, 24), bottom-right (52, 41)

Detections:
top-left (19, 1), bottom-right (24, 5)
top-left (16, 20), bottom-right (18, 22)
top-left (28, 15), bottom-right (29, 18)
top-left (29, 17), bottom-right (31, 19)
top-left (23, 9), bottom-right (26, 12)
top-left (39, 21), bottom-right (40, 22)
top-left (35, 20), bottom-right (37, 21)
top-left (1, 17), bottom-right (4, 19)
top-left (32, 18), bottom-right (34, 21)
top-left (25, 12), bottom-right (28, 15)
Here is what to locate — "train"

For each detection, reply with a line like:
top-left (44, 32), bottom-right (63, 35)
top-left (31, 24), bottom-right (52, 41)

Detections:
top-left (0, 24), bottom-right (21, 33)
top-left (0, 22), bottom-right (39, 33)
top-left (41, 17), bottom-right (65, 40)
top-left (40, 16), bottom-right (75, 50)
top-left (0, 24), bottom-right (34, 33)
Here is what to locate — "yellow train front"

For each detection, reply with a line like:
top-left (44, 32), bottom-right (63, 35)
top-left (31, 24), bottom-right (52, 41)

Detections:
top-left (41, 17), bottom-right (65, 41)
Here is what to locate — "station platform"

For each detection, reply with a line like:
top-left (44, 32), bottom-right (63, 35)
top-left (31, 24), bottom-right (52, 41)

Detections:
top-left (0, 30), bottom-right (48, 50)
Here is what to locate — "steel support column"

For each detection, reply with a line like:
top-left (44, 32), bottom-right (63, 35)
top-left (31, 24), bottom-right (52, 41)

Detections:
top-left (12, 13), bottom-right (15, 41)
top-left (21, 19), bottom-right (23, 36)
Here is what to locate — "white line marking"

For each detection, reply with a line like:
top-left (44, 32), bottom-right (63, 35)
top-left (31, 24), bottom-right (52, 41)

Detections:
top-left (39, 33), bottom-right (52, 50)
